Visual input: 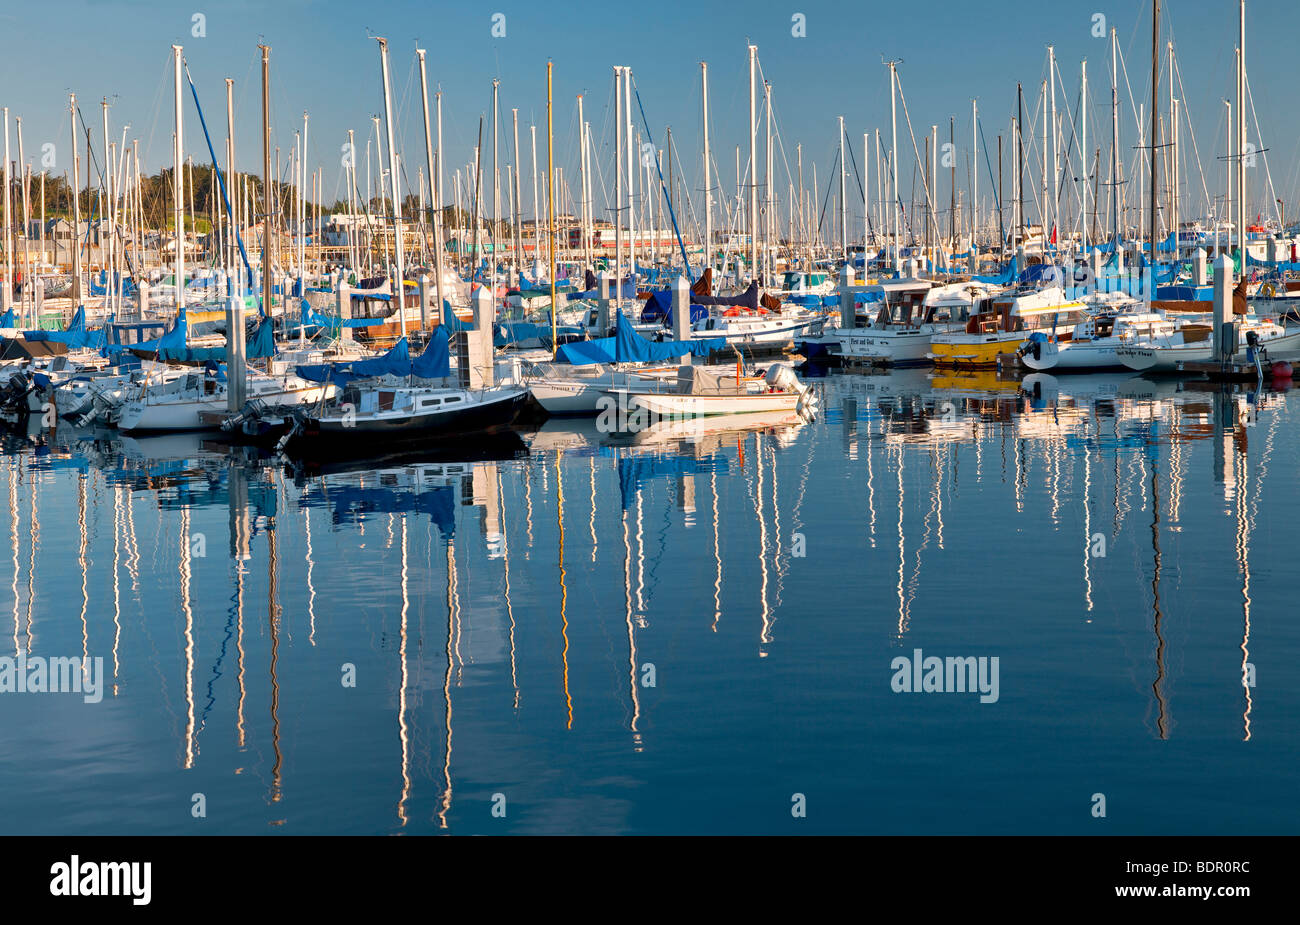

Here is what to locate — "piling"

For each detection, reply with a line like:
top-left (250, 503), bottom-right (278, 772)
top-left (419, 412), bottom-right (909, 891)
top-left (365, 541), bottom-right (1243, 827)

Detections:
top-left (336, 281), bottom-right (352, 342)
top-left (671, 273), bottom-right (691, 363)
top-left (839, 263), bottom-right (855, 330)
top-left (1213, 254), bottom-right (1235, 361)
top-left (1192, 247), bottom-right (1207, 286)
top-left (418, 273), bottom-right (431, 331)
top-left (596, 271), bottom-right (612, 337)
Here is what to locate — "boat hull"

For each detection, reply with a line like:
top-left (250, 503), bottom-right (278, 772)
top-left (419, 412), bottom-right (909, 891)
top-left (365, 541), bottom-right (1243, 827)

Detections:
top-left (282, 388), bottom-right (528, 456)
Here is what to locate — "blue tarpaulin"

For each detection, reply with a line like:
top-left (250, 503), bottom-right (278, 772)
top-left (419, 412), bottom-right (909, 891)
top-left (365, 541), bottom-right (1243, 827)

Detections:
top-left (296, 333), bottom-right (451, 385)
top-left (556, 312), bottom-right (724, 365)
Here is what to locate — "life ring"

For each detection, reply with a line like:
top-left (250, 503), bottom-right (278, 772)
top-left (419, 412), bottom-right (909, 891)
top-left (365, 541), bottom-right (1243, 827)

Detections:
top-left (1261, 282), bottom-right (1277, 298)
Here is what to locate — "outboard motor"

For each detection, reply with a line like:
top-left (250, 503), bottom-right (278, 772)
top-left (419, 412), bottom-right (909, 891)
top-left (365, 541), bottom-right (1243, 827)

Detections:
top-left (765, 363), bottom-right (819, 418)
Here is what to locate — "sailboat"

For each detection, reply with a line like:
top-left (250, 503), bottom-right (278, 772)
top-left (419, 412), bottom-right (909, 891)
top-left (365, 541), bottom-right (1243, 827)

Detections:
top-left (277, 328), bottom-right (527, 454)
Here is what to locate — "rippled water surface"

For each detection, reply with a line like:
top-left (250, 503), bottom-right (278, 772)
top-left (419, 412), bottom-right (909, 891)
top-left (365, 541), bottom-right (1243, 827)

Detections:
top-left (1, 368), bottom-right (1296, 834)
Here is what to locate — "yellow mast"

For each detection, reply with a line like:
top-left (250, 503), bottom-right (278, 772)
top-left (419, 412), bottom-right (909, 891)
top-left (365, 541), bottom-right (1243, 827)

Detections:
top-left (547, 61), bottom-right (557, 355)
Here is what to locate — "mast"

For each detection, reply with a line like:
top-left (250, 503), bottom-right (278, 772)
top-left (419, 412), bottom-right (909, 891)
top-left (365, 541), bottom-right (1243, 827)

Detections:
top-left (547, 61), bottom-right (556, 355)
top-left (889, 60), bottom-right (900, 270)
top-left (576, 97), bottom-right (589, 270)
top-left (377, 37), bottom-right (406, 339)
top-left (838, 115), bottom-right (847, 264)
top-left (614, 67), bottom-right (623, 284)
top-left (625, 67), bottom-right (635, 277)
top-left (173, 45), bottom-right (185, 315)
top-left (701, 61), bottom-right (711, 274)
top-left (259, 43), bottom-right (272, 315)
top-left (2, 107), bottom-right (9, 314)
top-left (1049, 45), bottom-right (1058, 245)
top-left (748, 45), bottom-right (758, 281)
top-left (514, 107), bottom-right (525, 282)
top-left (1150, 0), bottom-right (1161, 280)
top-left (69, 96), bottom-right (80, 306)
top-left (1017, 82), bottom-right (1026, 247)
top-left (1081, 60), bottom-right (1089, 254)
top-left (1111, 28), bottom-right (1120, 246)
top-left (529, 124), bottom-right (538, 271)
top-left (972, 99), bottom-right (978, 247)
top-left (1236, 0), bottom-right (1246, 268)
top-left (417, 49), bottom-right (446, 321)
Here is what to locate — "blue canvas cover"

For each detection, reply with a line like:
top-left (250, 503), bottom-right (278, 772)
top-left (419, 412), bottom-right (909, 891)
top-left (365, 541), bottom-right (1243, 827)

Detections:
top-left (556, 312), bottom-right (724, 365)
top-left (411, 326), bottom-right (451, 379)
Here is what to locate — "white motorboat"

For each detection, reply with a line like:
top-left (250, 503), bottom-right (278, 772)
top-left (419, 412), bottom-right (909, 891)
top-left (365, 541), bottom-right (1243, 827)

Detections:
top-left (606, 363), bottom-right (817, 421)
top-left (1020, 295), bottom-right (1181, 371)
top-left (116, 362), bottom-right (337, 433)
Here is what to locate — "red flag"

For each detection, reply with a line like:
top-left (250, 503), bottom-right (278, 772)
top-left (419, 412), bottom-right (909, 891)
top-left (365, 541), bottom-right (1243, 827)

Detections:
top-left (1050, 225), bottom-right (1057, 245)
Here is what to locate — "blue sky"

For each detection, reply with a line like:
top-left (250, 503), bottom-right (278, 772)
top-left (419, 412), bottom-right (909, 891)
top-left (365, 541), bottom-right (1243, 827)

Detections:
top-left (2, 0), bottom-right (1297, 223)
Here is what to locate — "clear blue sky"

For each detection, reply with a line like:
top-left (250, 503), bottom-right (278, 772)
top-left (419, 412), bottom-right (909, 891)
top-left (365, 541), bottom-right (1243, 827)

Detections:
top-left (2, 0), bottom-right (1297, 223)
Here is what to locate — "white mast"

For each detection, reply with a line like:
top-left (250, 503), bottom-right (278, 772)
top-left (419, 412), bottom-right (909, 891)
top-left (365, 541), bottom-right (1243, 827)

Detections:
top-left (701, 61), bottom-right (711, 275)
top-left (1048, 45), bottom-right (1058, 245)
top-left (971, 99), bottom-right (978, 247)
top-left (1111, 28), bottom-right (1120, 245)
top-left (625, 67), bottom-right (635, 277)
top-left (376, 37), bottom-right (406, 339)
top-left (173, 45), bottom-right (184, 314)
top-left (1081, 60), bottom-right (1088, 254)
top-left (838, 115), bottom-right (847, 263)
top-left (614, 67), bottom-right (623, 285)
top-left (748, 45), bottom-right (758, 281)
top-left (417, 49), bottom-right (446, 318)
top-left (1236, 0), bottom-right (1246, 268)
top-left (889, 61), bottom-right (900, 270)
top-left (577, 99), bottom-right (590, 271)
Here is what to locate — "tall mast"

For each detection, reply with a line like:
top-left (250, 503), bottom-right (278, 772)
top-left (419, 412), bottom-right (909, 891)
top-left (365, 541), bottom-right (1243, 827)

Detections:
top-left (173, 45), bottom-right (185, 315)
top-left (2, 107), bottom-right (9, 313)
top-left (972, 99), bottom-right (978, 246)
top-left (1081, 60), bottom-right (1088, 254)
top-left (546, 61), bottom-right (556, 356)
top-left (417, 49), bottom-right (446, 320)
top-left (514, 107), bottom-right (525, 281)
top-left (259, 43), bottom-right (272, 315)
top-left (1149, 0), bottom-right (1161, 279)
top-left (1017, 82), bottom-right (1026, 247)
top-left (575, 97), bottom-right (588, 270)
top-left (748, 45), bottom-right (758, 281)
top-left (69, 96), bottom-right (80, 306)
top-left (492, 78), bottom-right (500, 265)
top-left (838, 115), bottom-right (847, 264)
top-left (1111, 28), bottom-right (1120, 245)
top-left (889, 61), bottom-right (900, 270)
top-left (1236, 0), bottom-right (1246, 267)
top-left (1048, 45), bottom-right (1058, 245)
top-left (530, 124), bottom-right (538, 270)
top-left (614, 67), bottom-right (623, 284)
top-left (225, 79), bottom-right (236, 282)
top-left (376, 37), bottom-right (406, 340)
top-left (625, 67), bottom-right (635, 276)
top-left (701, 61), bottom-right (711, 274)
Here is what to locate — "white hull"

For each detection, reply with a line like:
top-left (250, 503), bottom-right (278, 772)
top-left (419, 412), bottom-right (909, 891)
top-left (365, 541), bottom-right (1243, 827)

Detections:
top-left (830, 330), bottom-right (935, 364)
top-left (118, 383), bottom-right (334, 432)
top-left (619, 389), bottom-right (800, 417)
top-left (1022, 340), bottom-right (1128, 371)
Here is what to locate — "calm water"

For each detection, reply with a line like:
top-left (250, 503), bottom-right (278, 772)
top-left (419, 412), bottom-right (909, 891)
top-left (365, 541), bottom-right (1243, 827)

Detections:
top-left (1, 368), bottom-right (1297, 835)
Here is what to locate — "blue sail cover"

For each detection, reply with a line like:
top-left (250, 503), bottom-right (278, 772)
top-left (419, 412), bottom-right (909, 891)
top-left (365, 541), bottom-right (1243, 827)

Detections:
top-left (0, 308), bottom-right (14, 327)
top-left (639, 290), bottom-right (708, 325)
top-left (158, 316), bottom-right (276, 363)
top-left (297, 335), bottom-right (449, 385)
top-left (25, 306), bottom-right (110, 349)
top-left (441, 302), bottom-right (476, 332)
top-left (411, 326), bottom-right (451, 379)
top-left (300, 298), bottom-right (388, 329)
top-left (106, 308), bottom-right (186, 354)
top-left (556, 312), bottom-right (724, 365)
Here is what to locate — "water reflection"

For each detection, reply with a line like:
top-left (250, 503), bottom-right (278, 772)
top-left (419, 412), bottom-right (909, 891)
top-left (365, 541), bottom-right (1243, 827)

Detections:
top-left (0, 367), bottom-right (1292, 833)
